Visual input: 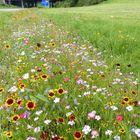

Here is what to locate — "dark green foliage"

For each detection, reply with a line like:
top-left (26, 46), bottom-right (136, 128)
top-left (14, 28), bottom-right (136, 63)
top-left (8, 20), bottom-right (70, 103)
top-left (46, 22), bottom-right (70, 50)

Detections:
top-left (54, 0), bottom-right (106, 7)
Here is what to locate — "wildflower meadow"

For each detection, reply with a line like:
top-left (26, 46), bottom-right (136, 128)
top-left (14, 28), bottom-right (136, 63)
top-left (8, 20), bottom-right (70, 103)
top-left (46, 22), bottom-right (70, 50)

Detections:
top-left (0, 6), bottom-right (140, 140)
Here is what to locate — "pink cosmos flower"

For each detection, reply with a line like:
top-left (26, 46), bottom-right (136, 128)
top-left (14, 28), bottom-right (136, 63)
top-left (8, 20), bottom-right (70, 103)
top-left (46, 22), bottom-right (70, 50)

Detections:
top-left (88, 111), bottom-right (96, 119)
top-left (91, 130), bottom-right (99, 139)
top-left (63, 77), bottom-right (69, 82)
top-left (116, 115), bottom-right (123, 121)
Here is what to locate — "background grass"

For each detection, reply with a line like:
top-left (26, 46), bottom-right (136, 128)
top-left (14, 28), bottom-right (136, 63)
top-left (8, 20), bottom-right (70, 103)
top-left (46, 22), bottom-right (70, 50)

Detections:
top-left (34, 0), bottom-right (140, 79)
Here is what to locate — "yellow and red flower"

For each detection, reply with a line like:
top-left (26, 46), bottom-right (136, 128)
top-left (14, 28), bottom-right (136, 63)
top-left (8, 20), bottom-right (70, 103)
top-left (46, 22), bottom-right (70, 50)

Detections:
top-left (11, 114), bottom-right (20, 123)
top-left (5, 44), bottom-right (11, 49)
top-left (5, 98), bottom-right (15, 106)
top-left (48, 90), bottom-right (55, 99)
top-left (68, 114), bottom-right (76, 121)
top-left (41, 74), bottom-right (48, 80)
top-left (0, 88), bottom-right (4, 92)
top-left (119, 128), bottom-right (125, 134)
top-left (73, 131), bottom-right (83, 140)
top-left (26, 101), bottom-right (36, 110)
top-left (3, 131), bottom-right (13, 138)
top-left (58, 117), bottom-right (64, 123)
top-left (57, 88), bottom-right (64, 95)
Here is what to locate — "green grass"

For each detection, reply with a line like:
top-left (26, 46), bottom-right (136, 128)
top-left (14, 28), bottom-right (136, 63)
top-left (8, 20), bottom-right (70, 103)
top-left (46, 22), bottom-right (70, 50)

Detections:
top-left (35, 0), bottom-right (140, 77)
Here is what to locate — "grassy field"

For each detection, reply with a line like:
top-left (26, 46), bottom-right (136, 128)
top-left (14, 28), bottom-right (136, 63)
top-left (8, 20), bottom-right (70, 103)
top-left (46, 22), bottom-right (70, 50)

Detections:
top-left (0, 0), bottom-right (140, 139)
top-left (36, 0), bottom-right (140, 77)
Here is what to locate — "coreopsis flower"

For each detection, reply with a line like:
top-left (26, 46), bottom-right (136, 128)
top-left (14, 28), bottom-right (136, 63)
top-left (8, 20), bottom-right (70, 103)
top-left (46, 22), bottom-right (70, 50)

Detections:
top-left (88, 111), bottom-right (96, 119)
top-left (48, 90), bottom-right (55, 99)
top-left (91, 130), bottom-right (99, 139)
top-left (26, 101), bottom-right (36, 110)
top-left (5, 44), bottom-right (11, 49)
top-left (119, 128), bottom-right (125, 134)
top-left (49, 41), bottom-right (56, 47)
top-left (82, 125), bottom-right (91, 135)
top-left (57, 88), bottom-right (64, 95)
top-left (11, 114), bottom-right (20, 123)
top-left (68, 114), bottom-right (76, 121)
top-left (3, 131), bottom-right (13, 138)
top-left (0, 87), bottom-right (4, 92)
top-left (105, 130), bottom-right (113, 136)
top-left (58, 117), bottom-right (64, 123)
top-left (5, 98), bottom-right (15, 106)
top-left (41, 74), bottom-right (48, 80)
top-left (73, 131), bottom-right (83, 140)
top-left (40, 131), bottom-right (48, 140)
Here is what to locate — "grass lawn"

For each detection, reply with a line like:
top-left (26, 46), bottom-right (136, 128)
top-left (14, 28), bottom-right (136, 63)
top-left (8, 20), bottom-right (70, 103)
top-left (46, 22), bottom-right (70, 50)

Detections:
top-left (0, 0), bottom-right (140, 139)
top-left (36, 0), bottom-right (140, 77)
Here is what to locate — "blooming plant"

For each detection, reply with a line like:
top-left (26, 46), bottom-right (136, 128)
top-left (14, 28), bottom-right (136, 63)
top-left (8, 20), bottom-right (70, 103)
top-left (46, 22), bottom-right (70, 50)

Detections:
top-left (0, 11), bottom-right (139, 140)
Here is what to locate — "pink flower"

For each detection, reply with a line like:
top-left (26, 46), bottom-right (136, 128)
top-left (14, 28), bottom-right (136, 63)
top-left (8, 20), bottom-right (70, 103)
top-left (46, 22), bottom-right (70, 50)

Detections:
top-left (116, 115), bottom-right (123, 121)
top-left (63, 77), bottom-right (69, 82)
top-left (20, 113), bottom-right (26, 118)
top-left (88, 111), bottom-right (96, 119)
top-left (24, 39), bottom-right (29, 44)
top-left (91, 130), bottom-right (99, 139)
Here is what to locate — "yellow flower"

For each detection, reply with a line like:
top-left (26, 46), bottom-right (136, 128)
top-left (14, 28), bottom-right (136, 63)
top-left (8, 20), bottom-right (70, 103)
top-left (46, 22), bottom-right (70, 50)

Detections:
top-left (3, 131), bottom-right (13, 138)
top-left (0, 88), bottom-right (4, 92)
top-left (49, 41), bottom-right (56, 47)
top-left (48, 90), bottom-right (55, 99)
top-left (57, 88), bottom-right (64, 95)
top-left (26, 101), bottom-right (36, 110)
top-left (11, 115), bottom-right (20, 123)
top-left (5, 44), bottom-right (11, 49)
top-left (5, 98), bottom-right (15, 106)
top-left (41, 74), bottom-right (48, 80)
top-left (119, 128), bottom-right (126, 134)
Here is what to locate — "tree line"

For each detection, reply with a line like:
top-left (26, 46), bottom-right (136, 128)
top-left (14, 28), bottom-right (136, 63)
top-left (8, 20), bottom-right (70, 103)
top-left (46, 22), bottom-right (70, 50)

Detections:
top-left (54, 0), bottom-right (107, 7)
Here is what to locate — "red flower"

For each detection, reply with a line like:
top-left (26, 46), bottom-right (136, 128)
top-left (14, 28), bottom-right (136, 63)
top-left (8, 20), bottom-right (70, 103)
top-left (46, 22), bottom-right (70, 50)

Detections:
top-left (116, 115), bottom-right (123, 121)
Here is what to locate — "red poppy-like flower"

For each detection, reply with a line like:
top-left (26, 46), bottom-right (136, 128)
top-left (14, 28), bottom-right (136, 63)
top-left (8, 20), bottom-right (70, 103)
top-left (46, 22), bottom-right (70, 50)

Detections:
top-left (73, 131), bottom-right (83, 140)
top-left (116, 115), bottom-right (123, 121)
